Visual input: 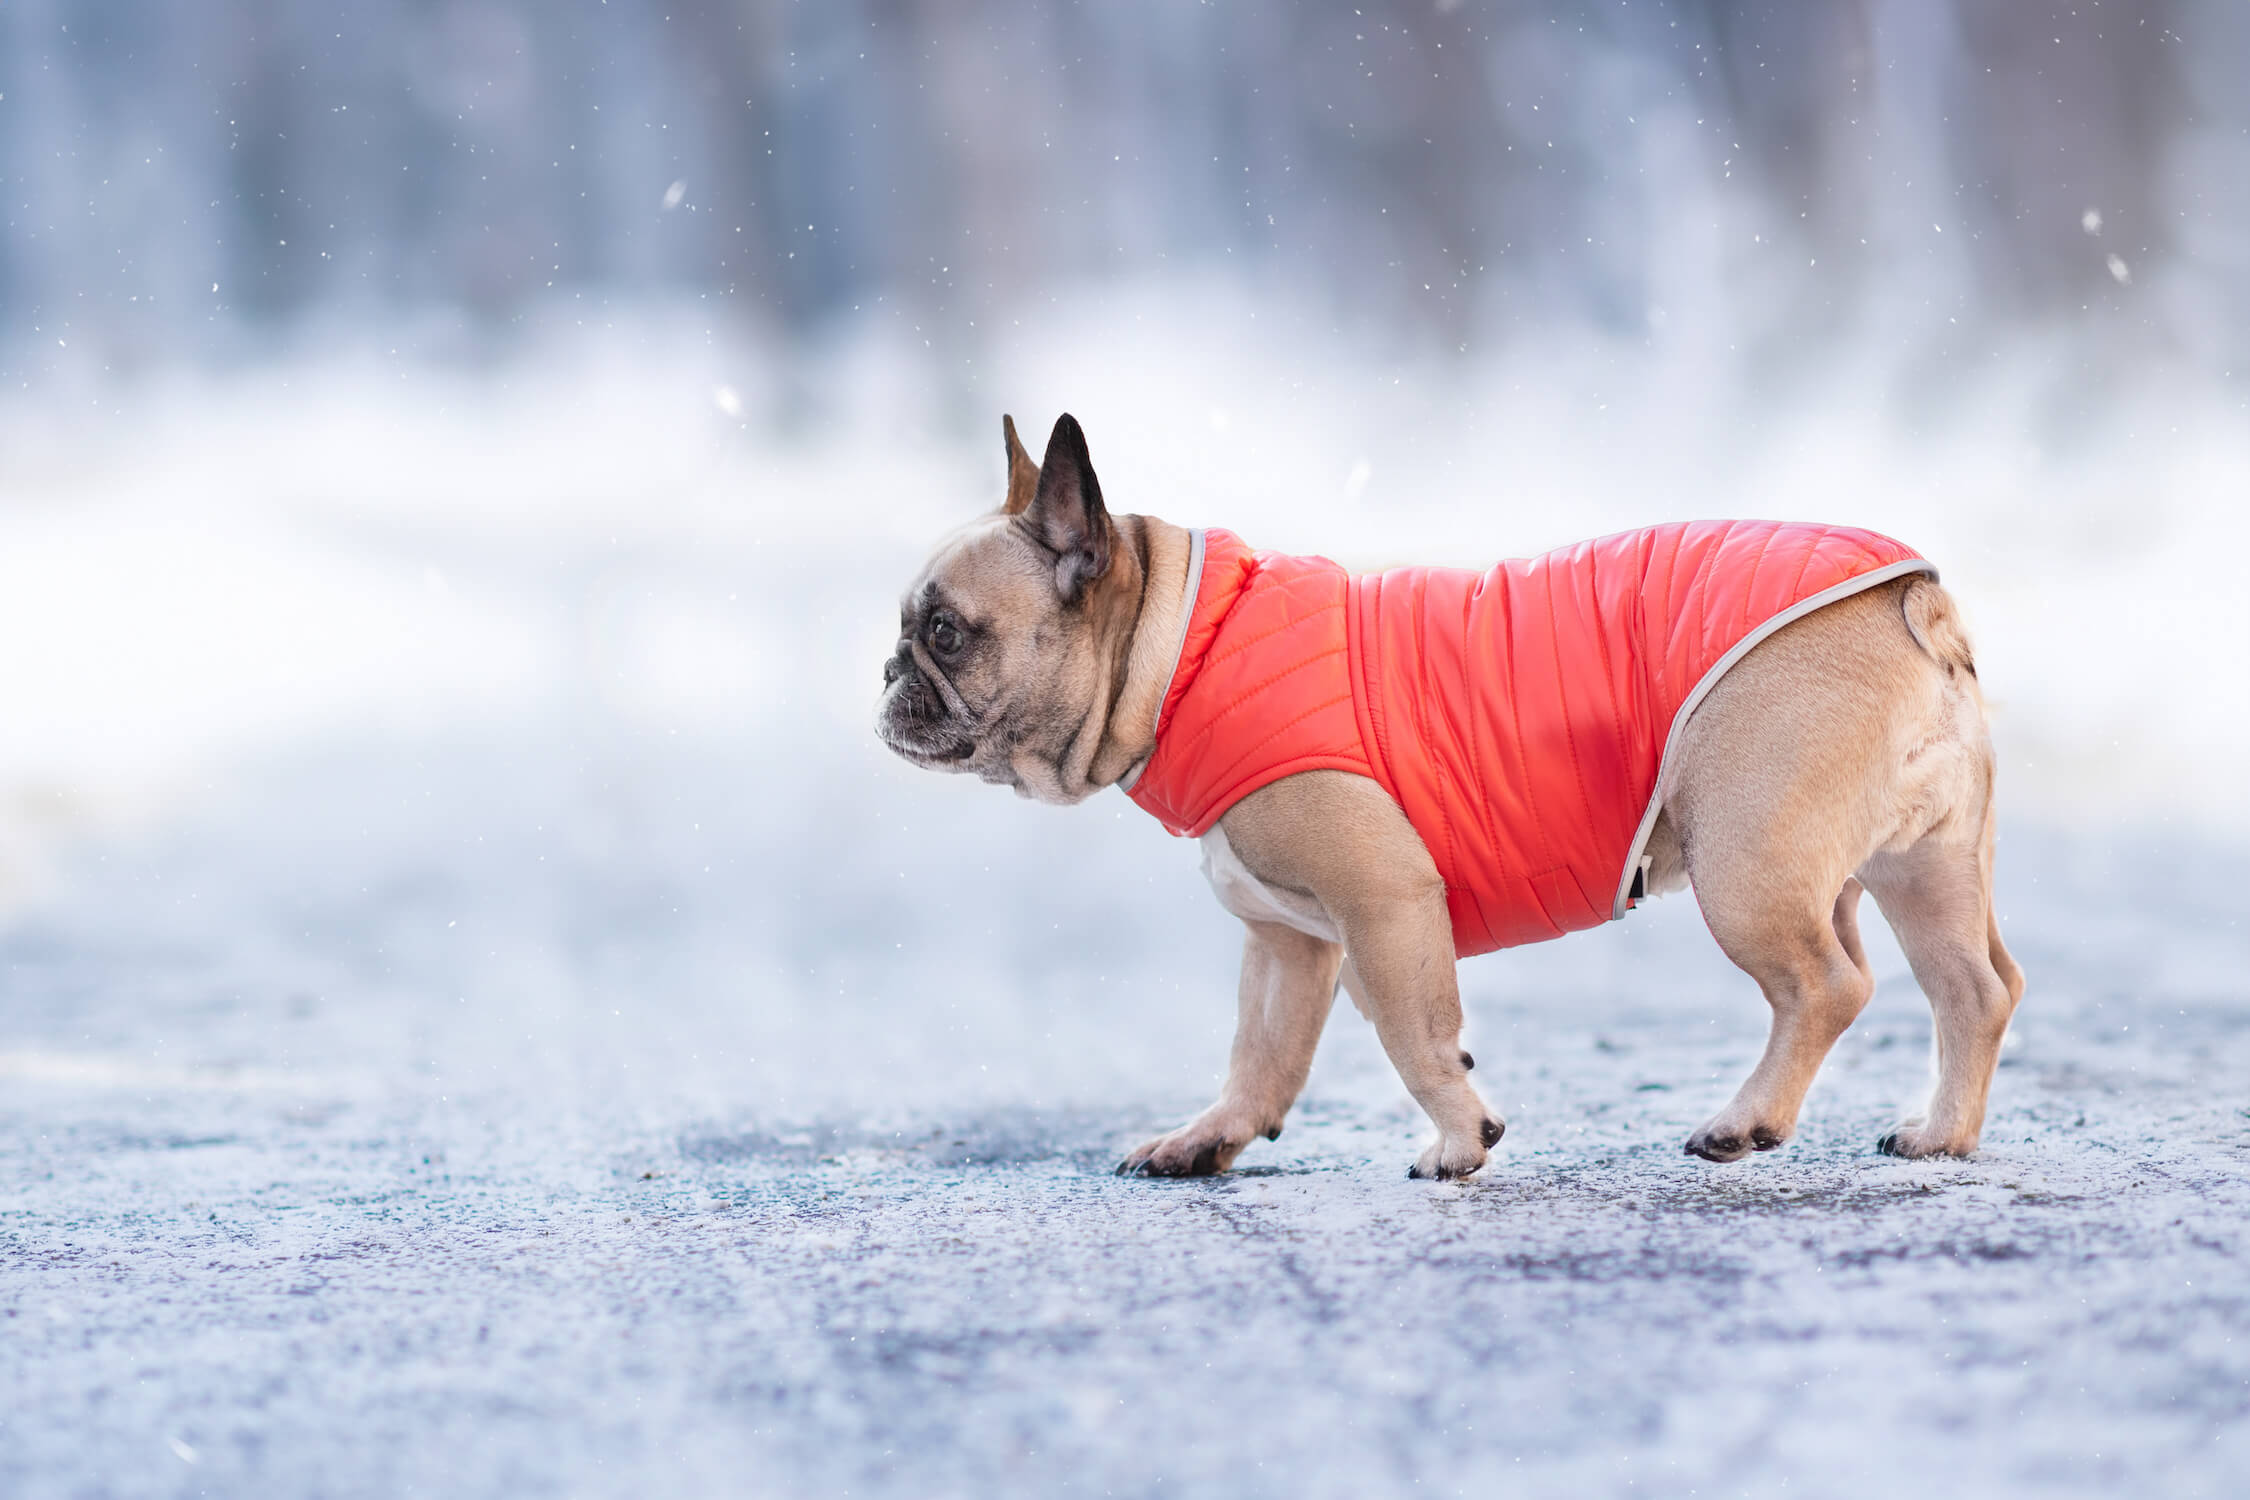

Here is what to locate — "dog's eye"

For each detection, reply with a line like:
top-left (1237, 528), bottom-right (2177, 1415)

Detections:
top-left (928, 614), bottom-right (964, 656)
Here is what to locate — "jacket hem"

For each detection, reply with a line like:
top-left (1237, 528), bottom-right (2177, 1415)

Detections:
top-left (1178, 755), bottom-right (1382, 839)
top-left (1606, 557), bottom-right (1940, 920)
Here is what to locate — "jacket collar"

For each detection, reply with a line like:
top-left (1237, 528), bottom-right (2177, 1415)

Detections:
top-left (1115, 527), bottom-right (1205, 793)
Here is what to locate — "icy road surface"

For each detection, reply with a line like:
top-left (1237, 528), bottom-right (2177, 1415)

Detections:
top-left (1, 738), bottom-right (2244, 1500)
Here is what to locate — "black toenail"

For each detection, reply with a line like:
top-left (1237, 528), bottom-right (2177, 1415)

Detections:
top-left (1459, 1051), bottom-right (1475, 1070)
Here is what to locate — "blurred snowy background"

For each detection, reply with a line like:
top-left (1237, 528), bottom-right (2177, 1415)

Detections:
top-left (2, 6), bottom-right (2248, 1496)
top-left (1, 0), bottom-right (2244, 896)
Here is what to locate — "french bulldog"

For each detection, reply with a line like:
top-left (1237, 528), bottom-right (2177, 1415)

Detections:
top-left (877, 413), bottom-right (2023, 1179)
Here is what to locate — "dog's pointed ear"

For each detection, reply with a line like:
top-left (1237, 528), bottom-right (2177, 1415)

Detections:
top-left (1000, 414), bottom-right (1040, 516)
top-left (1022, 413), bottom-right (1110, 603)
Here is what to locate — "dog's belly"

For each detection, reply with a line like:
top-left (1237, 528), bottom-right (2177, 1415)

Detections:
top-left (1198, 826), bottom-right (1341, 943)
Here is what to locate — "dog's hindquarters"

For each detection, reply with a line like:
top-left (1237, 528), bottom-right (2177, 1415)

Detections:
top-left (1663, 577), bottom-right (2021, 1159)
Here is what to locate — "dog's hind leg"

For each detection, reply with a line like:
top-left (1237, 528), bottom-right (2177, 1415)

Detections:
top-left (1679, 834), bottom-right (1876, 1163)
top-left (1665, 585), bottom-right (1919, 1162)
top-left (1860, 813), bottom-right (2020, 1157)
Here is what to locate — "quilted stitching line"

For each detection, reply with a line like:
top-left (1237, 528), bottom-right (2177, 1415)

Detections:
top-left (1196, 574), bottom-right (1341, 671)
top-left (1197, 692), bottom-right (1363, 794)
top-left (1583, 544), bottom-right (1631, 810)
top-left (1340, 574), bottom-right (1381, 794)
top-left (1354, 577), bottom-right (1381, 770)
top-left (1682, 527), bottom-right (1723, 678)
top-left (1497, 560), bottom-right (1536, 886)
top-left (1363, 576), bottom-right (1398, 790)
top-left (1163, 642), bottom-right (1346, 770)
top-left (1412, 571), bottom-right (1463, 901)
top-left (1460, 572), bottom-right (1496, 953)
top-left (1782, 526), bottom-right (1820, 615)
top-left (1489, 561), bottom-right (1551, 941)
top-left (1844, 533), bottom-right (1888, 574)
top-left (1541, 561), bottom-right (1594, 901)
top-left (1638, 529), bottom-right (1678, 744)
top-left (1440, 575), bottom-right (1494, 949)
top-left (1738, 522), bottom-right (1777, 638)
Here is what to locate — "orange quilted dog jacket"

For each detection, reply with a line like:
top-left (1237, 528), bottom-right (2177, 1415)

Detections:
top-left (1123, 520), bottom-right (1934, 956)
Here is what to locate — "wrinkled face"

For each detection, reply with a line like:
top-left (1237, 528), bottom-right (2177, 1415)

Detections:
top-left (876, 519), bottom-right (1078, 790)
top-left (875, 412), bottom-right (1120, 801)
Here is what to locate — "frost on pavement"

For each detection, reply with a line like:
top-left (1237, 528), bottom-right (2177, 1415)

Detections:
top-left (0, 340), bottom-right (2245, 1499)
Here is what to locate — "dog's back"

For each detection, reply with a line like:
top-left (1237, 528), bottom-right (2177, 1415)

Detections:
top-left (1128, 519), bottom-right (1934, 955)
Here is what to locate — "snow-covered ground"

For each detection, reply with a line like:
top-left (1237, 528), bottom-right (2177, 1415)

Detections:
top-left (1, 311), bottom-right (2245, 1496)
top-left (2, 760), bottom-right (2243, 1498)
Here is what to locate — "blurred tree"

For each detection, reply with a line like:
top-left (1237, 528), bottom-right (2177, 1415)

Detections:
top-left (0, 0), bottom-right (2234, 389)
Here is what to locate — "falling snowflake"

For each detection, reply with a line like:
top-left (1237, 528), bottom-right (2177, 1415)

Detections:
top-left (712, 384), bottom-right (743, 418)
top-left (661, 180), bottom-right (687, 211)
top-left (2081, 208), bottom-right (2103, 236)
top-left (2106, 253), bottom-right (2131, 285)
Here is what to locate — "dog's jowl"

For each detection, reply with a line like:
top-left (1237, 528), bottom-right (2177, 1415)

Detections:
top-left (877, 413), bottom-right (2024, 1180)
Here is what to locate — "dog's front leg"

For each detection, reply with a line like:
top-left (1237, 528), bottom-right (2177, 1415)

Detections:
top-left (1117, 919), bottom-right (1341, 1176)
top-left (1329, 885), bottom-right (1503, 1179)
top-left (1215, 770), bottom-right (1502, 1180)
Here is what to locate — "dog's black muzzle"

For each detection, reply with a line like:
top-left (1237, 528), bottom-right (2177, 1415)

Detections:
top-left (877, 650), bottom-right (976, 763)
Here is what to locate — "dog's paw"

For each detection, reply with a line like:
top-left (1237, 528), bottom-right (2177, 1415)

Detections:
top-left (1876, 1121), bottom-right (1975, 1159)
top-left (1684, 1111), bottom-right (1790, 1163)
top-left (1115, 1113), bottom-right (1267, 1178)
top-left (1407, 1115), bottom-right (1504, 1181)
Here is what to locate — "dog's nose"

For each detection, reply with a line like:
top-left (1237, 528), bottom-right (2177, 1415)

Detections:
top-left (883, 647), bottom-right (910, 687)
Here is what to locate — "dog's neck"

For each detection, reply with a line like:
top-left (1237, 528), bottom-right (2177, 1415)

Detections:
top-left (1050, 513), bottom-right (1194, 798)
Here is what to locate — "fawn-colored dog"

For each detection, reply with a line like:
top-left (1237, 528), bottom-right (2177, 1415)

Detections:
top-left (878, 413), bottom-right (2024, 1179)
